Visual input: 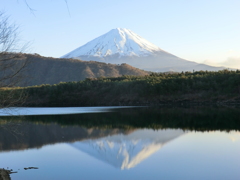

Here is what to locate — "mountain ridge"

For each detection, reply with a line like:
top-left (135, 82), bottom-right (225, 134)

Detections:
top-left (3, 53), bottom-right (148, 87)
top-left (62, 28), bottom-right (229, 72)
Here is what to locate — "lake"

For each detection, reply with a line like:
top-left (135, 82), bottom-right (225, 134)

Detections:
top-left (0, 106), bottom-right (240, 180)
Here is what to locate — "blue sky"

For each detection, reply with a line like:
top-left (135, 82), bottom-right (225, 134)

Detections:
top-left (1, 0), bottom-right (240, 68)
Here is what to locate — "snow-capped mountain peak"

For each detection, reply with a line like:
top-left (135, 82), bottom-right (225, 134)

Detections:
top-left (61, 28), bottom-right (228, 72)
top-left (61, 28), bottom-right (165, 58)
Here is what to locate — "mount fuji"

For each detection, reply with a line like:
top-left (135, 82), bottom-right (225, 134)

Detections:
top-left (61, 28), bottom-right (225, 72)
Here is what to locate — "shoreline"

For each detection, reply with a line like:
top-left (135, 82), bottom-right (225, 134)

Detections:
top-left (18, 99), bottom-right (240, 107)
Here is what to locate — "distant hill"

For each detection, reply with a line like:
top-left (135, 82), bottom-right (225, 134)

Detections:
top-left (8, 54), bottom-right (148, 86)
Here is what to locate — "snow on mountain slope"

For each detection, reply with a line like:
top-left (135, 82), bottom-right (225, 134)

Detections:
top-left (69, 129), bottom-right (185, 170)
top-left (61, 28), bottom-right (228, 72)
top-left (62, 28), bottom-right (169, 58)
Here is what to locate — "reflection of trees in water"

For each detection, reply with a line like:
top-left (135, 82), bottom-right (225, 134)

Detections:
top-left (0, 107), bottom-right (240, 152)
top-left (0, 119), bottom-right (134, 152)
top-left (0, 117), bottom-right (26, 151)
top-left (17, 107), bottom-right (240, 132)
top-left (0, 107), bottom-right (239, 178)
top-left (0, 120), bottom-right (24, 140)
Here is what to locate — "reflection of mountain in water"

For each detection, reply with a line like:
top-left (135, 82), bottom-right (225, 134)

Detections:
top-left (70, 129), bottom-right (185, 169)
top-left (0, 121), bottom-right (133, 152)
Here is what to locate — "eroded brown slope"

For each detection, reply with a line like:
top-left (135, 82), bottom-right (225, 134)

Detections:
top-left (19, 54), bottom-right (148, 86)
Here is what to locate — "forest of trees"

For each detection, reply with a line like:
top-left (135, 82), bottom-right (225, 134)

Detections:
top-left (1, 69), bottom-right (240, 107)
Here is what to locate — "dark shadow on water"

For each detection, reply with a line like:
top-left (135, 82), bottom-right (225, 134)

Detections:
top-left (12, 106), bottom-right (240, 131)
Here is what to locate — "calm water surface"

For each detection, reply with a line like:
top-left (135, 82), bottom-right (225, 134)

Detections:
top-left (0, 107), bottom-right (239, 180)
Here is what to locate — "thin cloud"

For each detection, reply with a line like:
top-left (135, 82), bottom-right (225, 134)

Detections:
top-left (221, 57), bottom-right (240, 69)
top-left (203, 57), bottom-right (240, 69)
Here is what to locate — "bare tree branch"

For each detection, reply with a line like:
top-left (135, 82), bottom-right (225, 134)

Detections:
top-left (24, 0), bottom-right (36, 13)
top-left (19, 0), bottom-right (70, 16)
top-left (0, 12), bottom-right (28, 108)
top-left (64, 0), bottom-right (71, 17)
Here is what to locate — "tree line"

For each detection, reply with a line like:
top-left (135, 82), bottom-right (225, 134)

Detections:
top-left (1, 69), bottom-right (240, 106)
